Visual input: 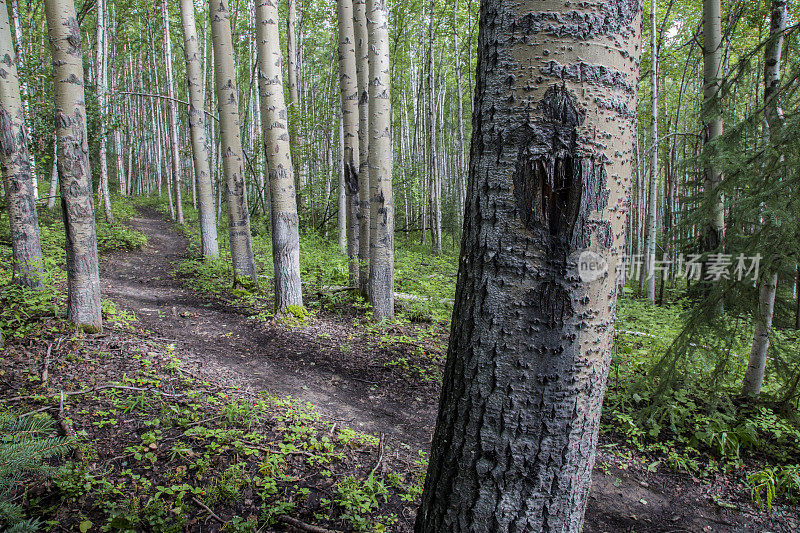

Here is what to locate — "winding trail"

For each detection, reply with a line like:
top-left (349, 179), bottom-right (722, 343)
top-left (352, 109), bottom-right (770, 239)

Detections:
top-left (98, 208), bottom-right (794, 533)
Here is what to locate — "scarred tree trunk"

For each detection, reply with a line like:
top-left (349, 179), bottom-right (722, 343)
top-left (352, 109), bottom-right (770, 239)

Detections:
top-left (742, 0), bottom-right (787, 398)
top-left (210, 0), bottom-right (258, 286)
top-left (162, 0), bottom-right (184, 225)
top-left (95, 0), bottom-right (114, 223)
top-left (255, 0), bottom-right (303, 310)
top-left (336, 0), bottom-right (360, 286)
top-left (366, 0), bottom-right (393, 320)
top-left (415, 0), bottom-right (642, 530)
top-left (0, 0), bottom-right (43, 288)
top-left (10, 0), bottom-right (36, 199)
top-left (353, 0), bottom-right (370, 295)
top-left (179, 0), bottom-right (219, 258)
top-left (45, 0), bottom-right (103, 331)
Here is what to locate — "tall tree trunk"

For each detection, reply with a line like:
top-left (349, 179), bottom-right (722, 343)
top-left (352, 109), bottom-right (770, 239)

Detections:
top-left (742, 0), bottom-right (787, 398)
top-left (9, 0), bottom-right (36, 199)
top-left (45, 0), bottom-right (103, 331)
top-left (211, 0), bottom-right (258, 286)
top-left (162, 0), bottom-right (184, 224)
top-left (452, 0), bottom-right (466, 226)
top-left (427, 0), bottom-right (441, 254)
top-left (353, 0), bottom-right (370, 295)
top-left (95, 0), bottom-right (114, 223)
top-left (255, 0), bottom-right (303, 310)
top-left (702, 0), bottom-right (724, 281)
top-left (645, 0), bottom-right (658, 302)
top-left (0, 0), bottom-right (43, 288)
top-left (415, 0), bottom-right (642, 529)
top-left (366, 0), bottom-right (393, 320)
top-left (286, 0), bottom-right (305, 207)
top-left (180, 0), bottom-right (219, 258)
top-left (336, 0), bottom-right (360, 286)
top-left (338, 117), bottom-right (347, 253)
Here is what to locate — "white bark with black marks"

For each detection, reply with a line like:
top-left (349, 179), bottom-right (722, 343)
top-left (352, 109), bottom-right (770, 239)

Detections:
top-left (0, 0), bottom-right (43, 288)
top-left (210, 0), bottom-right (258, 286)
top-left (162, 0), bottom-right (184, 225)
top-left (337, 0), bottom-right (361, 286)
top-left (95, 0), bottom-right (114, 223)
top-left (353, 0), bottom-right (370, 294)
top-left (366, 0), bottom-right (394, 320)
top-left (415, 0), bottom-right (642, 530)
top-left (179, 0), bottom-right (219, 258)
top-left (45, 0), bottom-right (103, 331)
top-left (255, 0), bottom-right (303, 310)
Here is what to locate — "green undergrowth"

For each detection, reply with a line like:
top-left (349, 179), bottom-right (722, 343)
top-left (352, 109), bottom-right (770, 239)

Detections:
top-left (0, 196), bottom-right (146, 342)
top-left (0, 309), bottom-right (424, 531)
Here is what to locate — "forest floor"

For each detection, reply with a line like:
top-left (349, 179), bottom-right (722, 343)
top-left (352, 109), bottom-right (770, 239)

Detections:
top-left (85, 206), bottom-right (796, 532)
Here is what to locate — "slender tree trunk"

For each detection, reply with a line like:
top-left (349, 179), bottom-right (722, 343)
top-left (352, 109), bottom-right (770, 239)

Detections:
top-left (95, 0), bottom-right (114, 223)
top-left (162, 0), bottom-right (184, 224)
top-left (353, 0), bottom-right (370, 295)
top-left (427, 0), bottom-right (441, 254)
top-left (452, 0), bottom-right (466, 226)
top-left (366, 0), bottom-right (393, 320)
top-left (338, 117), bottom-right (347, 253)
top-left (180, 0), bottom-right (219, 258)
top-left (47, 132), bottom-right (58, 208)
top-left (45, 0), bottom-right (103, 331)
top-left (337, 0), bottom-right (360, 286)
top-left (702, 0), bottom-right (724, 277)
top-left (9, 0), bottom-right (36, 199)
top-left (645, 0), bottom-right (658, 302)
top-left (286, 0), bottom-right (305, 207)
top-left (211, 0), bottom-right (258, 286)
top-left (742, 0), bottom-right (787, 398)
top-left (415, 0), bottom-right (642, 529)
top-left (255, 0), bottom-right (303, 309)
top-left (0, 0), bottom-right (43, 288)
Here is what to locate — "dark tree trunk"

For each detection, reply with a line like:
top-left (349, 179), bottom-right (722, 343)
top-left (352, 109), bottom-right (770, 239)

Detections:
top-left (415, 0), bottom-right (643, 531)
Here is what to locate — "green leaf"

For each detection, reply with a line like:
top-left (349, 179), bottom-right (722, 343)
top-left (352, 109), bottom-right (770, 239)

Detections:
top-left (79, 520), bottom-right (93, 533)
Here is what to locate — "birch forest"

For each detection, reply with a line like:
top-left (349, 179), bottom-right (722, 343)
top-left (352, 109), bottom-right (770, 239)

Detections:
top-left (2, 0), bottom-right (800, 531)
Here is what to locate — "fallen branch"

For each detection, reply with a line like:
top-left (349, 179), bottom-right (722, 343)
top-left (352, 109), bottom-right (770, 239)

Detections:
top-left (41, 342), bottom-right (52, 385)
top-left (369, 432), bottom-right (385, 480)
top-left (278, 516), bottom-right (341, 533)
top-left (191, 496), bottom-right (223, 523)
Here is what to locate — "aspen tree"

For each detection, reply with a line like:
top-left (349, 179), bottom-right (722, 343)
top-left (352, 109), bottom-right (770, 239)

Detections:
top-left (210, 0), bottom-right (258, 286)
top-left (416, 0), bottom-right (642, 529)
top-left (702, 0), bottom-right (724, 258)
top-left (254, 0), bottom-right (303, 309)
top-left (353, 0), bottom-right (370, 294)
top-left (366, 0), bottom-right (393, 320)
top-left (742, 0), bottom-right (787, 398)
top-left (0, 0), bottom-right (43, 288)
top-left (179, 0), bottom-right (219, 258)
top-left (95, 0), bottom-right (114, 223)
top-left (645, 0), bottom-right (658, 302)
top-left (162, 0), bottom-right (184, 224)
top-left (336, 0), bottom-right (360, 286)
top-left (45, 0), bottom-right (103, 331)
top-left (9, 0), bottom-right (36, 199)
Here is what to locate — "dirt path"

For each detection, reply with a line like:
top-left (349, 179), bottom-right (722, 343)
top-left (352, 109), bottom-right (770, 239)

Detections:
top-left (99, 208), bottom-right (795, 533)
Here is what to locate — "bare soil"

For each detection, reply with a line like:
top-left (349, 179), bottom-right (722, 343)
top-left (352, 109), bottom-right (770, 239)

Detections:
top-left (96, 208), bottom-right (797, 532)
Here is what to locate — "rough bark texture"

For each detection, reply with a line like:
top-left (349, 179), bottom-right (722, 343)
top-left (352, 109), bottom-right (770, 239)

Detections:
top-left (0, 0), bottom-right (43, 288)
top-left (353, 0), bottom-right (370, 295)
top-left (210, 0), bottom-right (258, 286)
top-left (45, 0), bottom-right (103, 331)
top-left (10, 0), bottom-right (36, 199)
top-left (415, 0), bottom-right (642, 530)
top-left (702, 0), bottom-right (724, 254)
top-left (47, 133), bottom-right (58, 209)
top-left (255, 0), bottom-right (303, 310)
top-left (95, 0), bottom-right (114, 224)
top-left (162, 0), bottom-right (184, 225)
top-left (742, 0), bottom-right (787, 398)
top-left (180, 0), bottom-right (219, 258)
top-left (337, 0), bottom-right (361, 286)
top-left (366, 0), bottom-right (394, 320)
